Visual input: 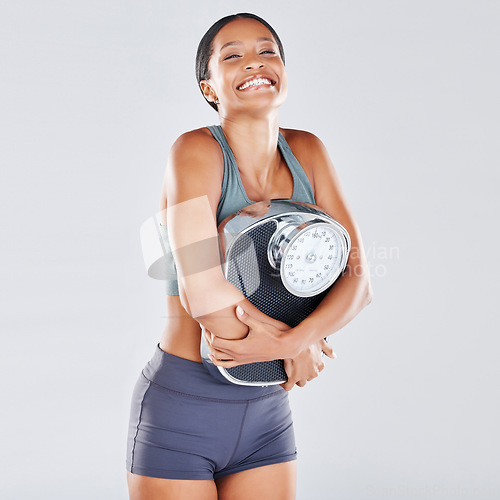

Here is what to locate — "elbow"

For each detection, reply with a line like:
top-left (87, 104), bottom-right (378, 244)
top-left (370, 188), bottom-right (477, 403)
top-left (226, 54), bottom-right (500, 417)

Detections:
top-left (363, 279), bottom-right (374, 307)
top-left (178, 285), bottom-right (194, 317)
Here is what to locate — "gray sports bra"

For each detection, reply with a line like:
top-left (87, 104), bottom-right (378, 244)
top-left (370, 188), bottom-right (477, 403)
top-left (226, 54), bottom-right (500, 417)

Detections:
top-left (163, 125), bottom-right (316, 295)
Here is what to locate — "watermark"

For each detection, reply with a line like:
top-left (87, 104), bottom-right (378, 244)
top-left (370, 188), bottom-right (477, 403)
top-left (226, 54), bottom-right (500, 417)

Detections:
top-left (142, 205), bottom-right (401, 281)
top-left (364, 241), bottom-right (400, 279)
top-left (142, 200), bottom-right (401, 314)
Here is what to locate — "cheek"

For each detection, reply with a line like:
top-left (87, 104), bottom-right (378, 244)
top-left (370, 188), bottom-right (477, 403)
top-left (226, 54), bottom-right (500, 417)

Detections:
top-left (207, 60), bottom-right (226, 88)
top-left (279, 71), bottom-right (288, 91)
top-left (275, 63), bottom-right (287, 83)
top-left (209, 64), bottom-right (233, 89)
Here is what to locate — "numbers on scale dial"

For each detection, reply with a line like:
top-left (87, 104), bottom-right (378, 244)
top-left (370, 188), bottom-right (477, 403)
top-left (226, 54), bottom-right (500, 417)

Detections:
top-left (282, 225), bottom-right (341, 295)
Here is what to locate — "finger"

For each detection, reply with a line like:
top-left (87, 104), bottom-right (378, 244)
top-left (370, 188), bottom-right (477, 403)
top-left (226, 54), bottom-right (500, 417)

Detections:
top-left (307, 369), bottom-right (321, 381)
top-left (210, 336), bottom-right (239, 357)
top-left (208, 352), bottom-right (233, 362)
top-left (235, 305), bottom-right (259, 329)
top-left (208, 354), bottom-right (239, 368)
top-left (202, 331), bottom-right (241, 357)
top-left (210, 347), bottom-right (234, 359)
top-left (321, 339), bottom-right (336, 359)
top-left (236, 304), bottom-right (289, 332)
top-left (280, 381), bottom-right (294, 391)
top-left (296, 379), bottom-right (307, 387)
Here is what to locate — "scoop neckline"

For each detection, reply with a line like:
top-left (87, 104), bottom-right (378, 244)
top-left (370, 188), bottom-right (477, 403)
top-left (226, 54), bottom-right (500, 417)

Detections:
top-left (214, 125), bottom-right (297, 205)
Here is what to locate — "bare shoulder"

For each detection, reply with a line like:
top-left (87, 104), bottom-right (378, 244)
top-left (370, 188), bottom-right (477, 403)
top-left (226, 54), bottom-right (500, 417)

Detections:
top-left (281, 129), bottom-right (365, 265)
top-left (279, 127), bottom-right (329, 167)
top-left (279, 127), bottom-right (333, 189)
top-left (160, 127), bottom-right (224, 210)
top-left (170, 127), bottom-right (222, 165)
top-left (280, 127), bottom-right (352, 222)
top-left (279, 127), bottom-right (326, 149)
top-left (167, 126), bottom-right (225, 184)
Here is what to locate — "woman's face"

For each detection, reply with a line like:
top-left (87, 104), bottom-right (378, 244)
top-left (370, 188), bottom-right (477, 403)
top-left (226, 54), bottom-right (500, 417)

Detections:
top-left (201, 18), bottom-right (288, 114)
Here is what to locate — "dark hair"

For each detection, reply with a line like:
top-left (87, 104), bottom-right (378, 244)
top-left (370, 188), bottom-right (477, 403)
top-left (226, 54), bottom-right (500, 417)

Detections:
top-left (195, 13), bottom-right (286, 112)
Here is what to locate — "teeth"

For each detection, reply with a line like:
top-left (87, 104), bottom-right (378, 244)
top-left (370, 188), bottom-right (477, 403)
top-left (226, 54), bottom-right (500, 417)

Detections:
top-left (238, 78), bottom-right (273, 90)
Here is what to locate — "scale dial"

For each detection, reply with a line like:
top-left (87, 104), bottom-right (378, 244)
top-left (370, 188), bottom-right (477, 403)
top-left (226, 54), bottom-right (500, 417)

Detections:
top-left (269, 220), bottom-right (349, 297)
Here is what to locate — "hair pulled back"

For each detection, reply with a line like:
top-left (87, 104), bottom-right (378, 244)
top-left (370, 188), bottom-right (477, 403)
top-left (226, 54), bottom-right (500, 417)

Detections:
top-left (195, 13), bottom-right (286, 112)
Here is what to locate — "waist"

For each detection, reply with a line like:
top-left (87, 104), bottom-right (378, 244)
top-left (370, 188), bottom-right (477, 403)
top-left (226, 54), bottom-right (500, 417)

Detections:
top-left (160, 295), bottom-right (204, 362)
top-left (143, 345), bottom-right (284, 401)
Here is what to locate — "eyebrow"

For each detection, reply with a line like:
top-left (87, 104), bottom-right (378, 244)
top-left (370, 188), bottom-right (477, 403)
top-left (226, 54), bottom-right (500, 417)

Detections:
top-left (219, 37), bottom-right (276, 52)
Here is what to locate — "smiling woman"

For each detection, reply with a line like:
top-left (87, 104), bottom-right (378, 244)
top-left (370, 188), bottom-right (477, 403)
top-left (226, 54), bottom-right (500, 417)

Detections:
top-left (197, 17), bottom-right (288, 120)
top-left (126, 12), bottom-right (372, 500)
top-left (195, 14), bottom-right (286, 112)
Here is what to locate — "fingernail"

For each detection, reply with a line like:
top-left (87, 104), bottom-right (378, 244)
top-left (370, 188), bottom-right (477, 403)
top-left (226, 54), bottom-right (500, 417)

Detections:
top-left (236, 305), bottom-right (243, 316)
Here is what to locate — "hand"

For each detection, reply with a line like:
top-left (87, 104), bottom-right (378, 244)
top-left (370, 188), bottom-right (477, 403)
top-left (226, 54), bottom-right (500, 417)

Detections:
top-left (280, 339), bottom-right (336, 391)
top-left (201, 304), bottom-right (294, 367)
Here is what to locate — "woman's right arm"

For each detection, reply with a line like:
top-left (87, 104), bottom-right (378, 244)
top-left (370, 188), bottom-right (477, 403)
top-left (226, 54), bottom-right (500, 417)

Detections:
top-left (163, 130), bottom-right (288, 342)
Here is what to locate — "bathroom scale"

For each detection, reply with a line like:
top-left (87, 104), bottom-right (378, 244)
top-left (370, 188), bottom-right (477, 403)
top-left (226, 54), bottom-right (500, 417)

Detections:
top-left (200, 199), bottom-right (351, 386)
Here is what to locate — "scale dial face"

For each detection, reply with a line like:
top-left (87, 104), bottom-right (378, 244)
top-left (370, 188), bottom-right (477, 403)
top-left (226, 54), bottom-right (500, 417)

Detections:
top-left (280, 222), bottom-right (345, 296)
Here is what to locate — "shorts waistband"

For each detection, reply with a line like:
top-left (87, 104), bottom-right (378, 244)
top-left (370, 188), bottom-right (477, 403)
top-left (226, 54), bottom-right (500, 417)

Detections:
top-left (142, 344), bottom-right (284, 401)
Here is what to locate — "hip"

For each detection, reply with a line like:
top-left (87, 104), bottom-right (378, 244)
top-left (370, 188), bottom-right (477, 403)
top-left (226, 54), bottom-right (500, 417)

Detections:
top-left (140, 344), bottom-right (285, 401)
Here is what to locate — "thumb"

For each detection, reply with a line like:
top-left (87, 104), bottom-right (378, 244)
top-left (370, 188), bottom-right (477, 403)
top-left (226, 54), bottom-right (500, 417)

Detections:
top-left (235, 304), bottom-right (256, 327)
top-left (321, 339), bottom-right (336, 359)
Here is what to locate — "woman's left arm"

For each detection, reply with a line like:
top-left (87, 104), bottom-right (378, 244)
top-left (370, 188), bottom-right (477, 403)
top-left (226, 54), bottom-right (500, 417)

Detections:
top-left (206, 132), bottom-right (373, 364)
top-left (284, 131), bottom-right (373, 353)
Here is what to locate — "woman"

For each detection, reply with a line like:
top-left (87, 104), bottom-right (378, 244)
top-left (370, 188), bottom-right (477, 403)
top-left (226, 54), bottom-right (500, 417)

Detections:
top-left (126, 12), bottom-right (372, 500)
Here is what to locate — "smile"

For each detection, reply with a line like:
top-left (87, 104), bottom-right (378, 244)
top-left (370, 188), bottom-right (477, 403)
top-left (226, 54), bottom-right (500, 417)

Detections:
top-left (237, 77), bottom-right (275, 91)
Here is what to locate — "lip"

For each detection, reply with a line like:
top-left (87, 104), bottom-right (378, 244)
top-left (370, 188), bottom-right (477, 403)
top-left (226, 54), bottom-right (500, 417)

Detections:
top-left (236, 74), bottom-right (277, 91)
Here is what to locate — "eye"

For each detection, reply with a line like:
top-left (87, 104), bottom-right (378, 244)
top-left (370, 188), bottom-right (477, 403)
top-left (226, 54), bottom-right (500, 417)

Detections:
top-left (223, 54), bottom-right (241, 60)
top-left (260, 50), bottom-right (276, 55)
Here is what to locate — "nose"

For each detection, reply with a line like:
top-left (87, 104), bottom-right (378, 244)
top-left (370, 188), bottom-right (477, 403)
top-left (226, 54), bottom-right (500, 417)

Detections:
top-left (245, 62), bottom-right (264, 70)
top-left (244, 54), bottom-right (264, 70)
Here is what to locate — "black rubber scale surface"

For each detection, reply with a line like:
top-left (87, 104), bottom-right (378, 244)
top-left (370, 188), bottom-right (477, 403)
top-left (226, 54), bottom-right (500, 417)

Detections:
top-left (224, 221), bottom-right (329, 384)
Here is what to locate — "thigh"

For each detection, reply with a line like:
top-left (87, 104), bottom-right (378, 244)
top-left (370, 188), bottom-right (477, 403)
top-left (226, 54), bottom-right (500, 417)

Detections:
top-left (215, 461), bottom-right (297, 500)
top-left (127, 472), bottom-right (217, 500)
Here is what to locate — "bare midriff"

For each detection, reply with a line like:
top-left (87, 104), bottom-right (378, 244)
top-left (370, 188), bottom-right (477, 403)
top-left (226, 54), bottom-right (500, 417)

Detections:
top-left (159, 295), bottom-right (204, 363)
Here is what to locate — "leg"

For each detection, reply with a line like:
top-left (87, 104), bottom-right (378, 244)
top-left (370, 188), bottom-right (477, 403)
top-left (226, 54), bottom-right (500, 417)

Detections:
top-left (127, 471), bottom-right (218, 500)
top-left (126, 375), bottom-right (221, 495)
top-left (215, 461), bottom-right (297, 500)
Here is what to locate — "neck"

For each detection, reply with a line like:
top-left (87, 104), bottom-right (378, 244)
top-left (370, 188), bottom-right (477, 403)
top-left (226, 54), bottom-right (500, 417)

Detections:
top-left (218, 110), bottom-right (281, 182)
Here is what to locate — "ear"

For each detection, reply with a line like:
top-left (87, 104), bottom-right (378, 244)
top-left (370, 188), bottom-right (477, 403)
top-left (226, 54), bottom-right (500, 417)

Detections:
top-left (200, 80), bottom-right (216, 103)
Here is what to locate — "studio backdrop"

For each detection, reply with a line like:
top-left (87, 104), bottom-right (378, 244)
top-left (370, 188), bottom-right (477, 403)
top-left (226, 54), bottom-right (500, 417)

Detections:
top-left (1, 1), bottom-right (498, 498)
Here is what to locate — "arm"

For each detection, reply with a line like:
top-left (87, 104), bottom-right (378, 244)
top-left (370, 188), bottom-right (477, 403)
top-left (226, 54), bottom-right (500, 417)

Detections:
top-left (203, 309), bottom-right (338, 391)
top-left (164, 130), bottom-right (289, 340)
top-left (206, 131), bottom-right (373, 362)
top-left (285, 131), bottom-right (373, 353)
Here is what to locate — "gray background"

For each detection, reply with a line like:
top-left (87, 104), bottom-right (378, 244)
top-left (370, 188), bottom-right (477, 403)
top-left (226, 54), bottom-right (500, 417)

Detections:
top-left (1, 0), bottom-right (499, 498)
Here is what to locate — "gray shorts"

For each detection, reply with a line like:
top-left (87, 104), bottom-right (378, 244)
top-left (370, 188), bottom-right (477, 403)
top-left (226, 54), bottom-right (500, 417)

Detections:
top-left (126, 345), bottom-right (297, 480)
